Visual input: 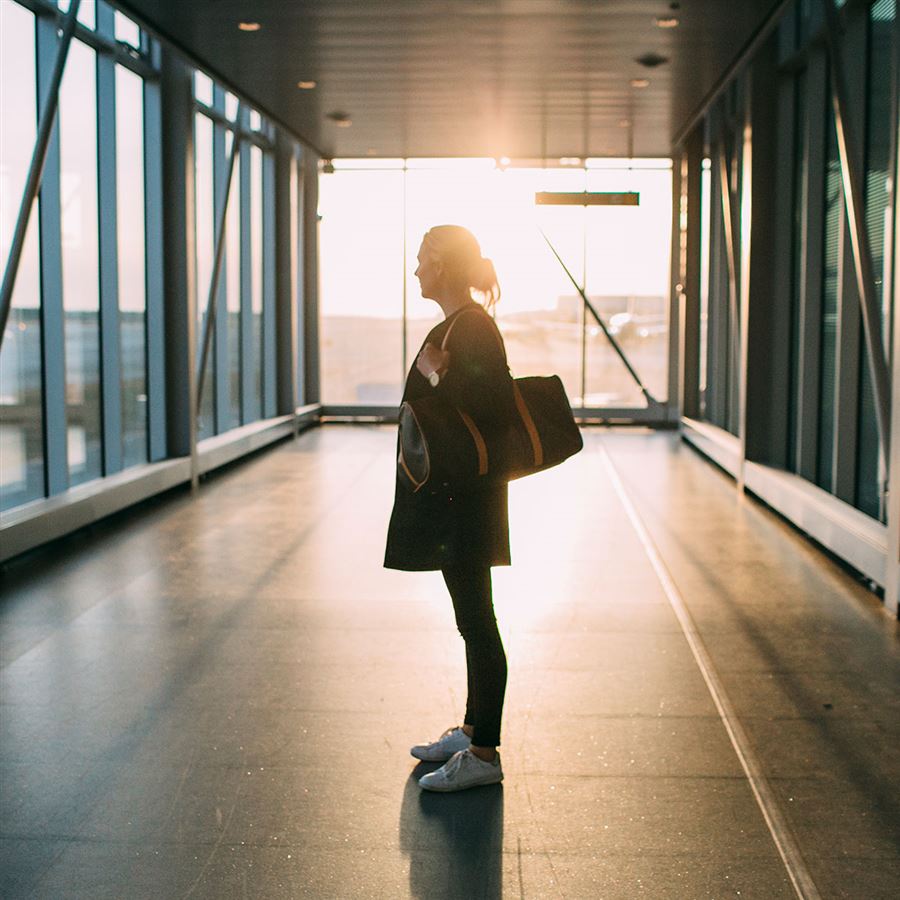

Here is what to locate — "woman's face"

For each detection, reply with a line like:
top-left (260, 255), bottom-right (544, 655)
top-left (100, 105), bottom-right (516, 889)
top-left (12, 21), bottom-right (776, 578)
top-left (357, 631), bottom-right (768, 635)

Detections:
top-left (414, 241), bottom-right (441, 300)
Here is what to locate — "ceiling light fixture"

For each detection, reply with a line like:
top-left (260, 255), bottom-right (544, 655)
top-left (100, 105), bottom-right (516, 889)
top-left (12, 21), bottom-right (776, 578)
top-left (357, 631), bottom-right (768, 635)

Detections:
top-left (618, 119), bottom-right (631, 128)
top-left (238, 22), bottom-right (262, 32)
top-left (559, 157), bottom-right (582, 166)
top-left (297, 80), bottom-right (317, 90)
top-left (630, 78), bottom-right (650, 89)
top-left (655, 16), bottom-right (679, 28)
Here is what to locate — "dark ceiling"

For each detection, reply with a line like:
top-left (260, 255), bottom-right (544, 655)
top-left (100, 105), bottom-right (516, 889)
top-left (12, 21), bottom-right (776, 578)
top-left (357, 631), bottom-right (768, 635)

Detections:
top-left (120, 0), bottom-right (782, 159)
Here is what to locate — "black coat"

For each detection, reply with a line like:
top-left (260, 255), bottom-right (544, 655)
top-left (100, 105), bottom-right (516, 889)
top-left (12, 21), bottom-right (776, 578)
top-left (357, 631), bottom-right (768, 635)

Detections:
top-left (383, 302), bottom-right (515, 572)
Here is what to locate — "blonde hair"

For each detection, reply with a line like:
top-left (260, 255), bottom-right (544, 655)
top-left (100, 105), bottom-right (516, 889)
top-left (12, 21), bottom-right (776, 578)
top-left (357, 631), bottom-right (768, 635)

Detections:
top-left (423, 225), bottom-right (501, 311)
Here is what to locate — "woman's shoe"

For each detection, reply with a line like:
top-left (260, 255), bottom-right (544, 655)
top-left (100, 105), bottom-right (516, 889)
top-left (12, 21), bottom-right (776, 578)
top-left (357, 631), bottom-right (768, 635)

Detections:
top-left (418, 748), bottom-right (503, 792)
top-left (410, 725), bottom-right (472, 762)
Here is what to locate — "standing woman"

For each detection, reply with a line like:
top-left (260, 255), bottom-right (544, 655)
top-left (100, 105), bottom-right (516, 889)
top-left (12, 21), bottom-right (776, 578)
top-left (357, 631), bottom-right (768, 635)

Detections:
top-left (384, 225), bottom-right (515, 792)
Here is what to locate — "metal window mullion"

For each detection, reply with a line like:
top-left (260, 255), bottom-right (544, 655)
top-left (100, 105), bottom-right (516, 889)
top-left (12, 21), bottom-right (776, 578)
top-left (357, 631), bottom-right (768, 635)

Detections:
top-left (96, 8), bottom-right (122, 475)
top-left (212, 117), bottom-right (228, 432)
top-left (143, 74), bottom-right (166, 460)
top-left (262, 150), bottom-right (277, 418)
top-left (797, 50), bottom-right (828, 482)
top-left (35, 12), bottom-right (69, 496)
top-left (822, 0), bottom-right (891, 467)
top-left (240, 123), bottom-right (254, 423)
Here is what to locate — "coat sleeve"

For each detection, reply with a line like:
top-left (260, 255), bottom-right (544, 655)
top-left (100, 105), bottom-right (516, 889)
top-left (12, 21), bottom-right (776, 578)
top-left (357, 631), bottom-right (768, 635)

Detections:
top-left (433, 312), bottom-right (515, 424)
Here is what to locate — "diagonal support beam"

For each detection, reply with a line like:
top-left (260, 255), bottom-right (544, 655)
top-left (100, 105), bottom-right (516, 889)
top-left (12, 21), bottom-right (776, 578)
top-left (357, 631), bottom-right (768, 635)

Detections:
top-left (0, 0), bottom-right (81, 350)
top-left (540, 228), bottom-right (658, 407)
top-left (822, 0), bottom-right (891, 467)
top-left (195, 106), bottom-right (243, 417)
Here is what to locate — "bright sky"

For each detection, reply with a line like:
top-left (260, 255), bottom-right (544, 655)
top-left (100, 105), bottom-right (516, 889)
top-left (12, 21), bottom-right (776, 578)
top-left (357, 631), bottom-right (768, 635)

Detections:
top-left (319, 160), bottom-right (672, 320)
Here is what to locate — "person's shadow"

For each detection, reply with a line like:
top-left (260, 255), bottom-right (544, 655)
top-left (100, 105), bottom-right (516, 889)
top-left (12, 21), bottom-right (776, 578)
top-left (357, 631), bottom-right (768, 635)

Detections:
top-left (399, 762), bottom-right (504, 899)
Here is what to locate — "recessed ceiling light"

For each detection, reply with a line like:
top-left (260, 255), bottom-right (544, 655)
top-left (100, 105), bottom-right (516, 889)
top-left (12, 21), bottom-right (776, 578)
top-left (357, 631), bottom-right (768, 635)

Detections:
top-left (618, 119), bottom-right (631, 128)
top-left (655, 16), bottom-right (679, 28)
top-left (559, 157), bottom-right (582, 166)
top-left (238, 22), bottom-right (262, 32)
top-left (630, 78), bottom-right (650, 89)
top-left (366, 148), bottom-right (377, 156)
top-left (335, 119), bottom-right (352, 128)
top-left (297, 80), bottom-right (317, 90)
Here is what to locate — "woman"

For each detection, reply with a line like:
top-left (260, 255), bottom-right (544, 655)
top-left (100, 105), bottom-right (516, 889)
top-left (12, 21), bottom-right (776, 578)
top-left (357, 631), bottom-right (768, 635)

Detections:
top-left (384, 225), bottom-right (515, 793)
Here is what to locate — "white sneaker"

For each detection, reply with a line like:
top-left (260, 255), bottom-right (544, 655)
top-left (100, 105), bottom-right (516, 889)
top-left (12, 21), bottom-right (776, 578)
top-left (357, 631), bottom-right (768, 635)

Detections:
top-left (418, 748), bottom-right (503, 792)
top-left (410, 725), bottom-right (471, 762)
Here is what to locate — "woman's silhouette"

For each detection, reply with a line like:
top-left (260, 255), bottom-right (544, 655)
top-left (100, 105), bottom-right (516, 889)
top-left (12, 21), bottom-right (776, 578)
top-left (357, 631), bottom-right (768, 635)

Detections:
top-left (384, 225), bottom-right (514, 792)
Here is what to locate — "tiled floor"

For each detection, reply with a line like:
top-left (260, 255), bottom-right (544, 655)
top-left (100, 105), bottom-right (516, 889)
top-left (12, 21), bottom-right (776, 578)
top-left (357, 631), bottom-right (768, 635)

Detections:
top-left (1, 426), bottom-right (898, 898)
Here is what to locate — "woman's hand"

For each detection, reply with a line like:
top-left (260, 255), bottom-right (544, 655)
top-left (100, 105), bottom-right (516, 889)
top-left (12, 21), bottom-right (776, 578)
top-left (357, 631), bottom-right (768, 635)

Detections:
top-left (416, 343), bottom-right (450, 380)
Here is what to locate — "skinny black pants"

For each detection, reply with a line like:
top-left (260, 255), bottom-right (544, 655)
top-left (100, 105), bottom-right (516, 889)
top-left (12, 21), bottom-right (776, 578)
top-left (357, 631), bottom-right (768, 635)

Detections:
top-left (441, 562), bottom-right (508, 748)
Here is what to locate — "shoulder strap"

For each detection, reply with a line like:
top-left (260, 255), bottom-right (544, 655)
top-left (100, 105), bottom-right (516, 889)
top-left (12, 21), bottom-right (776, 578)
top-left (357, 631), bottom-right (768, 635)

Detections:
top-left (440, 305), bottom-right (508, 365)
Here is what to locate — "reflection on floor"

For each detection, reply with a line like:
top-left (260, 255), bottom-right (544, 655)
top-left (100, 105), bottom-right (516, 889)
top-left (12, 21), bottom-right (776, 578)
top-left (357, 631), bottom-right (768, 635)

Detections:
top-left (1, 427), bottom-right (898, 898)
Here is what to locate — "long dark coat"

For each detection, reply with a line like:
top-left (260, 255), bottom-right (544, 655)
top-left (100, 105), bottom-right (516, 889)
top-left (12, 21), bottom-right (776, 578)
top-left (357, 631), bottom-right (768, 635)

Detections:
top-left (384, 302), bottom-right (516, 571)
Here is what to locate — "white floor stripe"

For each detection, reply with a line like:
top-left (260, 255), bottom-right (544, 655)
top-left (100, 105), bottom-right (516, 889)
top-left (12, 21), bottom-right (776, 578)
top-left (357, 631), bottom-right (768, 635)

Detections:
top-left (599, 441), bottom-right (822, 900)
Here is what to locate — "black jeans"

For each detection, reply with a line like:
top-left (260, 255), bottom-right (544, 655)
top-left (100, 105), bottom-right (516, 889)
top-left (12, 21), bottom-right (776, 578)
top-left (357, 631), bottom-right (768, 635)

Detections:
top-left (441, 562), bottom-right (508, 748)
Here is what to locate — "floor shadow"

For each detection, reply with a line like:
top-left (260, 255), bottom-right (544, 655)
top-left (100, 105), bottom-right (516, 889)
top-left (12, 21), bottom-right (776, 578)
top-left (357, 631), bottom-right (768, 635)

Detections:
top-left (399, 764), bottom-right (504, 900)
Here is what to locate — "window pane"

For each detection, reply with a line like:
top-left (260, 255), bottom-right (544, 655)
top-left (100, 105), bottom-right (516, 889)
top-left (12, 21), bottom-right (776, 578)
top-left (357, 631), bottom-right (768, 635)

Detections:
top-left (194, 71), bottom-right (213, 107)
top-left (584, 165), bottom-right (671, 406)
top-left (60, 39), bottom-right (102, 486)
top-left (0, 1), bottom-right (44, 511)
top-left (225, 137), bottom-right (241, 430)
top-left (225, 92), bottom-right (239, 122)
top-left (116, 65), bottom-right (147, 469)
top-left (817, 103), bottom-right (841, 491)
top-left (855, 0), bottom-right (895, 520)
top-left (320, 169), bottom-right (404, 405)
top-left (114, 11), bottom-right (141, 49)
top-left (194, 113), bottom-right (215, 438)
top-left (58, 0), bottom-right (96, 29)
top-left (251, 145), bottom-right (263, 419)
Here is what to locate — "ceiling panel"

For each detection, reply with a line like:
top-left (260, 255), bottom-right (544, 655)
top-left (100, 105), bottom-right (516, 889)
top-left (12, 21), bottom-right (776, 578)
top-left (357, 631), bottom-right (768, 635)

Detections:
top-left (120, 0), bottom-right (782, 159)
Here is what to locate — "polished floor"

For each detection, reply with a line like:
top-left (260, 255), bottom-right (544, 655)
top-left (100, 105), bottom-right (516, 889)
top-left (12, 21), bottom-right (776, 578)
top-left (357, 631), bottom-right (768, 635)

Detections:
top-left (1, 427), bottom-right (899, 899)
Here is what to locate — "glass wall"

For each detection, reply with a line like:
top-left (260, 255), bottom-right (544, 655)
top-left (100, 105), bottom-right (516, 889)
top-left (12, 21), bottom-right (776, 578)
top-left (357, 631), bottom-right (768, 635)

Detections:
top-left (682, 0), bottom-right (896, 524)
top-left (319, 159), bottom-right (672, 409)
top-left (193, 75), bottom-right (277, 434)
top-left (0, 1), bottom-right (43, 511)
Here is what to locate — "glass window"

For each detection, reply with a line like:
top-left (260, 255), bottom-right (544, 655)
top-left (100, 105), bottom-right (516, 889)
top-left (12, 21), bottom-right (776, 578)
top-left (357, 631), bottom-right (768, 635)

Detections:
top-left (114, 10), bottom-right (141, 49)
top-left (584, 165), bottom-right (672, 406)
top-left (194, 71), bottom-right (213, 107)
top-left (319, 168), bottom-right (404, 405)
top-left (58, 0), bottom-right (96, 29)
top-left (855, 0), bottom-right (895, 520)
top-left (60, 38), bottom-right (102, 486)
top-left (225, 92), bottom-right (239, 122)
top-left (116, 65), bottom-right (148, 469)
top-left (194, 112), bottom-right (215, 438)
top-left (788, 70), bottom-right (808, 473)
top-left (0, 1), bottom-right (44, 511)
top-left (225, 134), bottom-right (241, 429)
top-left (250, 145), bottom-right (264, 419)
top-left (699, 157), bottom-right (712, 416)
top-left (817, 103), bottom-right (841, 491)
